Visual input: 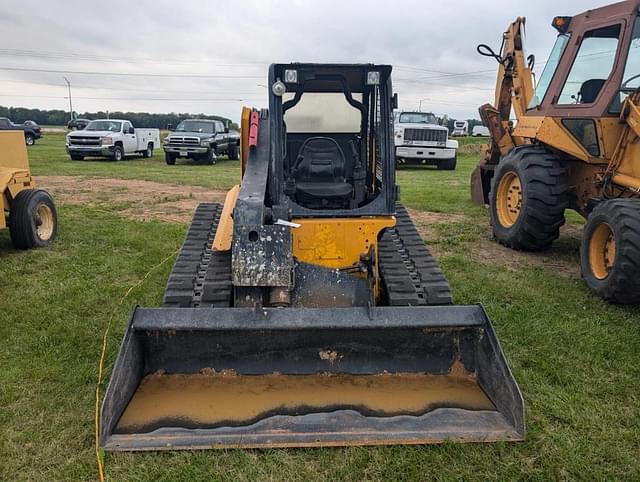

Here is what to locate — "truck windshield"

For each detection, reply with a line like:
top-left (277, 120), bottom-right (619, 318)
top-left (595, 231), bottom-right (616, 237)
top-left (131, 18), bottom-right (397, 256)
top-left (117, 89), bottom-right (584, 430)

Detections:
top-left (398, 113), bottom-right (436, 124)
top-left (176, 121), bottom-right (214, 133)
top-left (86, 121), bottom-right (122, 132)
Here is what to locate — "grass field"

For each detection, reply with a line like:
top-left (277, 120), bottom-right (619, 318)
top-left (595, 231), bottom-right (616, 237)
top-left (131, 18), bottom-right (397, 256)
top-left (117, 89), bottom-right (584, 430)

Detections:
top-left (1, 133), bottom-right (639, 481)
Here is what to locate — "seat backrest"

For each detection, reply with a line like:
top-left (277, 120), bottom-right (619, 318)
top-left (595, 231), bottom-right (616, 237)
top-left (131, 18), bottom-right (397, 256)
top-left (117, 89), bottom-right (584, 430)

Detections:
top-left (293, 137), bottom-right (347, 183)
top-left (579, 79), bottom-right (607, 104)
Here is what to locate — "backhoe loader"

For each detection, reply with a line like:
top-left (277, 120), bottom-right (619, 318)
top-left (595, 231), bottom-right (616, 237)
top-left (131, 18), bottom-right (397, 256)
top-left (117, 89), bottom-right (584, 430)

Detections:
top-left (1, 131), bottom-right (57, 249)
top-left (100, 63), bottom-right (523, 451)
top-left (471, 0), bottom-right (640, 304)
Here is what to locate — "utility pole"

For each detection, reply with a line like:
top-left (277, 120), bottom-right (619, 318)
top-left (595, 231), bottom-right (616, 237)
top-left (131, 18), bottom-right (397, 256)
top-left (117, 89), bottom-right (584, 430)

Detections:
top-left (63, 77), bottom-right (73, 121)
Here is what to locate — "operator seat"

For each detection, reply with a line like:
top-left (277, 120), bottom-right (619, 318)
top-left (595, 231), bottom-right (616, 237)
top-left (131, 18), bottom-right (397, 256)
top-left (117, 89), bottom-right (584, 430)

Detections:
top-left (292, 137), bottom-right (352, 208)
top-left (579, 79), bottom-right (607, 104)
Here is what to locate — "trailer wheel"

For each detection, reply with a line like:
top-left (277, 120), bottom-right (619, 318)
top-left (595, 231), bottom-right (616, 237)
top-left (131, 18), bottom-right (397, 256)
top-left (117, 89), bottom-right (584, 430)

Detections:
top-left (143, 143), bottom-right (153, 158)
top-left (9, 189), bottom-right (58, 249)
top-left (111, 145), bottom-right (124, 161)
top-left (490, 145), bottom-right (568, 251)
top-left (165, 152), bottom-right (176, 165)
top-left (437, 156), bottom-right (457, 171)
top-left (25, 134), bottom-right (35, 146)
top-left (228, 143), bottom-right (239, 160)
top-left (581, 199), bottom-right (640, 304)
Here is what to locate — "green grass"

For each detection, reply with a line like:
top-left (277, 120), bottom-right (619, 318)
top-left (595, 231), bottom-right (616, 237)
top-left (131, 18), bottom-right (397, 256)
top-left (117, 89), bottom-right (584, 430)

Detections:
top-left (29, 132), bottom-right (241, 191)
top-left (1, 134), bottom-right (640, 481)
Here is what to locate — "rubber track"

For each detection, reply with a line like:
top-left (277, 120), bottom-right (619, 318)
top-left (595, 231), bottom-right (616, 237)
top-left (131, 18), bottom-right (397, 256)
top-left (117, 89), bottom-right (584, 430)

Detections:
top-left (163, 203), bottom-right (453, 308)
top-left (162, 203), bottom-right (223, 307)
top-left (379, 204), bottom-right (453, 306)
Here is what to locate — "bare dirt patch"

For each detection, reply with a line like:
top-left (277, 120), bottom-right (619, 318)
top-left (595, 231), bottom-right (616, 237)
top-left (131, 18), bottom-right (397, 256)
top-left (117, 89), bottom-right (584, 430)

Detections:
top-left (38, 176), bottom-right (227, 224)
top-left (408, 207), bottom-right (582, 278)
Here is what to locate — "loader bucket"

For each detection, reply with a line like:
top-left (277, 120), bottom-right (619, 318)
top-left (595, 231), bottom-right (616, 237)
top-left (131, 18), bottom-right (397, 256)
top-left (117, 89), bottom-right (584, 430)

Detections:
top-left (100, 305), bottom-right (524, 451)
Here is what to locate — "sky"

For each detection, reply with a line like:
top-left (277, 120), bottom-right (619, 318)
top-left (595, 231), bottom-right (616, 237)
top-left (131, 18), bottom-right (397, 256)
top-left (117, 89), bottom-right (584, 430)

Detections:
top-left (0, 0), bottom-right (608, 123)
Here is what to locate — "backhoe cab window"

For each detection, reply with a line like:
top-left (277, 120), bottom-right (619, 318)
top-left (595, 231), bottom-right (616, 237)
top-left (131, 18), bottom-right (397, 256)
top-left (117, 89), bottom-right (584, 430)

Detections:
top-left (558, 24), bottom-right (621, 105)
top-left (611, 18), bottom-right (640, 113)
top-left (528, 34), bottom-right (569, 109)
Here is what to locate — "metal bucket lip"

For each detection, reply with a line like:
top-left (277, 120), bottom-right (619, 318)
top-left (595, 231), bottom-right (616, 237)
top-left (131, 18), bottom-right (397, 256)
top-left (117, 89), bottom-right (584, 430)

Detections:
top-left (130, 304), bottom-right (489, 332)
top-left (103, 407), bottom-right (524, 451)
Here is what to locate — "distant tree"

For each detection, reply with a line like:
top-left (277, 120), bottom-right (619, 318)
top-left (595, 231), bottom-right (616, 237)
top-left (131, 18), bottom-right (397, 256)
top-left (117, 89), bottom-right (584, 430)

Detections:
top-left (0, 105), bottom-right (237, 129)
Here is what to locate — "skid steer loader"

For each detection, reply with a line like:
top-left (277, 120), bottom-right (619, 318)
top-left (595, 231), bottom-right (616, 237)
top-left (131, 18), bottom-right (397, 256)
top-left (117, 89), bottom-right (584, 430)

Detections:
top-left (1, 131), bottom-right (57, 249)
top-left (100, 64), bottom-right (523, 451)
top-left (471, 0), bottom-right (640, 304)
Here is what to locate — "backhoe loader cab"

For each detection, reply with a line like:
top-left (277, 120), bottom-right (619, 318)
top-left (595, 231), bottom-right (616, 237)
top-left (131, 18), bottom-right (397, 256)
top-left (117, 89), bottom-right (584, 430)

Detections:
top-left (100, 64), bottom-right (524, 451)
top-left (472, 0), bottom-right (640, 304)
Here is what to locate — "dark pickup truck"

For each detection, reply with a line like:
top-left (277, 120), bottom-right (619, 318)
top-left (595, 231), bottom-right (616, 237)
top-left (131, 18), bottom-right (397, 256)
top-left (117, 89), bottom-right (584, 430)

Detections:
top-left (0, 117), bottom-right (43, 145)
top-left (163, 118), bottom-right (240, 165)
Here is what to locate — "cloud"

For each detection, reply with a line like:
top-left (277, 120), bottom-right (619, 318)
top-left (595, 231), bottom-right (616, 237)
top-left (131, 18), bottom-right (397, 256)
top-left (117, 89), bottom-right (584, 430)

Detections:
top-left (0, 0), bottom-right (607, 122)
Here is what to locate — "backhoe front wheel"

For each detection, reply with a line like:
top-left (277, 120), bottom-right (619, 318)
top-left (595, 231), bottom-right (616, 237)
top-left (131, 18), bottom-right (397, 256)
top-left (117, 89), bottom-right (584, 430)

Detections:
top-left (9, 189), bottom-right (58, 249)
top-left (490, 146), bottom-right (568, 251)
top-left (581, 199), bottom-right (640, 304)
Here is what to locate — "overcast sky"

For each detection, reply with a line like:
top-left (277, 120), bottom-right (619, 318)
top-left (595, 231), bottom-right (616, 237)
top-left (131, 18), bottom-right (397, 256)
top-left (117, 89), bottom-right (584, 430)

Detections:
top-left (0, 0), bottom-right (606, 122)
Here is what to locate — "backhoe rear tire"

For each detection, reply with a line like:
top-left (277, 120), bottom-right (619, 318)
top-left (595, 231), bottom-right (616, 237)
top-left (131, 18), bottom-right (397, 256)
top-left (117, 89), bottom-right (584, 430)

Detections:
top-left (9, 189), bottom-right (58, 249)
top-left (580, 199), bottom-right (640, 304)
top-left (490, 145), bottom-right (568, 251)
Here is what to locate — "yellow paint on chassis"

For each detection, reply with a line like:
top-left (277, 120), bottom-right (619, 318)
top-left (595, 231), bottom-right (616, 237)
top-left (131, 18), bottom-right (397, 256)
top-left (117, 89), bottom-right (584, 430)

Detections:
top-left (292, 217), bottom-right (395, 269)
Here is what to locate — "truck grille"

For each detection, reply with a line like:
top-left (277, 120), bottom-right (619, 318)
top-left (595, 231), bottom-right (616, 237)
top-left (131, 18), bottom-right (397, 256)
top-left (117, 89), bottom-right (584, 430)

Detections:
top-left (404, 129), bottom-right (447, 143)
top-left (68, 136), bottom-right (101, 146)
top-left (166, 136), bottom-right (200, 147)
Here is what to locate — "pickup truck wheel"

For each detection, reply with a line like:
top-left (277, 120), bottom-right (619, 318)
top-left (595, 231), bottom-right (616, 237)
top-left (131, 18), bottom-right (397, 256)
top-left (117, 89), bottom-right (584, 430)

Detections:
top-left (111, 145), bottom-right (124, 161)
top-left (9, 189), bottom-right (58, 249)
top-left (228, 143), bottom-right (239, 160)
top-left (70, 154), bottom-right (84, 161)
top-left (437, 156), bottom-right (457, 171)
top-left (25, 134), bottom-right (35, 146)
top-left (165, 152), bottom-right (176, 165)
top-left (206, 148), bottom-right (217, 165)
top-left (144, 143), bottom-right (153, 158)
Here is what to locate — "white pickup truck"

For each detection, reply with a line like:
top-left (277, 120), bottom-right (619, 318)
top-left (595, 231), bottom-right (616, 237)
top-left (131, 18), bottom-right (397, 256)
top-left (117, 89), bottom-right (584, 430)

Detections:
top-left (65, 119), bottom-right (160, 161)
top-left (394, 112), bottom-right (458, 170)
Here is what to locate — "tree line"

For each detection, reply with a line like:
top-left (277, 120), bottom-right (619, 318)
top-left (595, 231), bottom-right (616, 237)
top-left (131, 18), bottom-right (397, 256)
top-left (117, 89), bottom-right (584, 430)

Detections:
top-left (0, 106), bottom-right (237, 130)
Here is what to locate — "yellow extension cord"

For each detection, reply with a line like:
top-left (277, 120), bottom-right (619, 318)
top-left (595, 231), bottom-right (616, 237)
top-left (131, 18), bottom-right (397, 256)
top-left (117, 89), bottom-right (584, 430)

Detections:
top-left (95, 248), bottom-right (180, 481)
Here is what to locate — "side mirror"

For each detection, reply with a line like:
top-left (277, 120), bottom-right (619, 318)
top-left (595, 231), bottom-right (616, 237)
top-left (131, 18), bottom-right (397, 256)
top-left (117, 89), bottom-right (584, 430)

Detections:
top-left (392, 93), bottom-right (399, 110)
top-left (167, 124), bottom-right (174, 131)
top-left (129, 126), bottom-right (135, 134)
top-left (224, 126), bottom-right (229, 133)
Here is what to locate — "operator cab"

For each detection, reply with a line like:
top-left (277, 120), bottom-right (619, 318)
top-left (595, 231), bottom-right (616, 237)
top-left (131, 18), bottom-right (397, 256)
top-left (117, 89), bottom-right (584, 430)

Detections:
top-left (269, 64), bottom-right (397, 216)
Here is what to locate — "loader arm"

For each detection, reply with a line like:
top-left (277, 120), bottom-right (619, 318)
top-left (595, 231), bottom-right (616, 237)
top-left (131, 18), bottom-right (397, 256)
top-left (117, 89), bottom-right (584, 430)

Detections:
top-left (471, 18), bottom-right (535, 204)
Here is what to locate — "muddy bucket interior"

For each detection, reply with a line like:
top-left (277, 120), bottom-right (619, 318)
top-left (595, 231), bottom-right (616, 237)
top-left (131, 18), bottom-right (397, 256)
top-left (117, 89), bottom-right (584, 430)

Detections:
top-left (100, 305), bottom-right (524, 450)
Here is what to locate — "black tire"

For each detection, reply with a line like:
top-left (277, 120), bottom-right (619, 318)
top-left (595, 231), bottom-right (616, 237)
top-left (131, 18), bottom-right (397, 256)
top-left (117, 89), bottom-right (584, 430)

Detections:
top-left (580, 199), bottom-right (640, 304)
top-left (206, 147), bottom-right (217, 165)
top-left (143, 143), bottom-right (153, 158)
top-left (9, 189), bottom-right (58, 249)
top-left (227, 143), bottom-right (239, 160)
top-left (111, 145), bottom-right (124, 161)
top-left (437, 156), bottom-right (457, 171)
top-left (165, 152), bottom-right (176, 165)
top-left (489, 145), bottom-right (568, 251)
top-left (25, 134), bottom-right (35, 146)
top-left (70, 154), bottom-right (84, 161)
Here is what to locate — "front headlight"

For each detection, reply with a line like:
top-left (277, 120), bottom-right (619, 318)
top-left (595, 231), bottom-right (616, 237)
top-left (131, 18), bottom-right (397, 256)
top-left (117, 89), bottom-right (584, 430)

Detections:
top-left (201, 138), bottom-right (213, 147)
top-left (394, 129), bottom-right (403, 139)
top-left (101, 136), bottom-right (114, 146)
